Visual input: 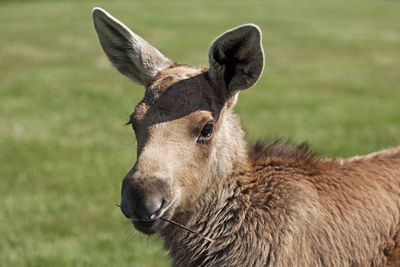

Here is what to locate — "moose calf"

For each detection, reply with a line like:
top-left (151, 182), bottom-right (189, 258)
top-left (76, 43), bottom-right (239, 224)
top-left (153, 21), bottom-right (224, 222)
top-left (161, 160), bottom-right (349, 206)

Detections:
top-left (92, 7), bottom-right (400, 266)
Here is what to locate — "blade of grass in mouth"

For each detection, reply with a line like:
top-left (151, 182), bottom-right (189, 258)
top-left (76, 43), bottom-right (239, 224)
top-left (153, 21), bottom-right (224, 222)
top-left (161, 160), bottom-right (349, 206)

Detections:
top-left (116, 204), bottom-right (215, 242)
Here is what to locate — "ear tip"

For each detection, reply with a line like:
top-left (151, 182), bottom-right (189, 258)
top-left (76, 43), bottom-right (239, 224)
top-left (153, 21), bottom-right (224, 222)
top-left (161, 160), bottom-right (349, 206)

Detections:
top-left (92, 7), bottom-right (109, 21)
top-left (92, 7), bottom-right (103, 16)
top-left (241, 23), bottom-right (261, 30)
top-left (240, 23), bottom-right (262, 37)
top-left (240, 23), bottom-right (264, 56)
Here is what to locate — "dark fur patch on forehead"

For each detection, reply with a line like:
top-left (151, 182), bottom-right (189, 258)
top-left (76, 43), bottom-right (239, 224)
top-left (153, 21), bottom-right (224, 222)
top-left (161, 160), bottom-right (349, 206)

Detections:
top-left (132, 66), bottom-right (223, 128)
top-left (147, 64), bottom-right (208, 99)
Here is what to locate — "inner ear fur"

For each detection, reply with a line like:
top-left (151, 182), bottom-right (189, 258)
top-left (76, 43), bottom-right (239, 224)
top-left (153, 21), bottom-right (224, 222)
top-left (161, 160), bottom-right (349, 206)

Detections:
top-left (92, 7), bottom-right (173, 86)
top-left (208, 24), bottom-right (265, 95)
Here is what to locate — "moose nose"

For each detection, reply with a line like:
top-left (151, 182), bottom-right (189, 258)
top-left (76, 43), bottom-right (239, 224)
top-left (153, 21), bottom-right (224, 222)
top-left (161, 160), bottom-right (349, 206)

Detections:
top-left (120, 195), bottom-right (164, 220)
top-left (121, 175), bottom-right (170, 221)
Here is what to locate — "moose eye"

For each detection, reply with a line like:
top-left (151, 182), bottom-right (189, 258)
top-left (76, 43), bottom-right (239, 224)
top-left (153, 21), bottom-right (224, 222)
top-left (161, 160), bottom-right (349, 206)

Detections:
top-left (200, 123), bottom-right (214, 138)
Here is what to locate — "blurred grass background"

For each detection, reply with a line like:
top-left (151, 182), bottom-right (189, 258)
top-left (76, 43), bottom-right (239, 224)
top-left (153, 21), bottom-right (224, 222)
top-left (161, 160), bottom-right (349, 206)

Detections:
top-left (1, 0), bottom-right (399, 266)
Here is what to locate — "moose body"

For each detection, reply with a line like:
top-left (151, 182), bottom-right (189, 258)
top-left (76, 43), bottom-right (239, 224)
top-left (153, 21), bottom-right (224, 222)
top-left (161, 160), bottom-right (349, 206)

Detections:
top-left (92, 8), bottom-right (400, 266)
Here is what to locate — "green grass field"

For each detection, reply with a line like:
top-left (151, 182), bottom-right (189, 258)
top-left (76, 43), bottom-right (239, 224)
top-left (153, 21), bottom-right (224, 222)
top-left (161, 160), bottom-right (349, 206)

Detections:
top-left (1, 0), bottom-right (399, 266)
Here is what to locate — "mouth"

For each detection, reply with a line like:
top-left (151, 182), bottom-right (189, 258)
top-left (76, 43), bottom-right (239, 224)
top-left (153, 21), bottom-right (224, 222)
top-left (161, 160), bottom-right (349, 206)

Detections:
top-left (131, 202), bottom-right (175, 234)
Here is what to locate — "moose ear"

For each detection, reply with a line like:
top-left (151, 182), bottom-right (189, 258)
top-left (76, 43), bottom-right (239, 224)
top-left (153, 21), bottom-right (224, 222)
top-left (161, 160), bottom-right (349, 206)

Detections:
top-left (92, 7), bottom-right (173, 86)
top-left (208, 24), bottom-right (265, 95)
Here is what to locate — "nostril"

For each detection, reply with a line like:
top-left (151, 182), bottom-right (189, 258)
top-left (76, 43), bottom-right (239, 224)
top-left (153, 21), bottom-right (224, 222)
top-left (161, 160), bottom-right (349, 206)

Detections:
top-left (120, 201), bottom-right (131, 218)
top-left (142, 195), bottom-right (167, 220)
top-left (149, 199), bottom-right (167, 220)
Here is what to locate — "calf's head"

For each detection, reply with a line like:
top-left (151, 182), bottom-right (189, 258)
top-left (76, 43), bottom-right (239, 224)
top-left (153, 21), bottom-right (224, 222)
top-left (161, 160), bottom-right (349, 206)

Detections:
top-left (93, 7), bottom-right (264, 234)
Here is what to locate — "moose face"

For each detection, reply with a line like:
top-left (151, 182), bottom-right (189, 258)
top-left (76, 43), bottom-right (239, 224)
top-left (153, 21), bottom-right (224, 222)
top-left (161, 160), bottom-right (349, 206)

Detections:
top-left (122, 66), bottom-right (224, 233)
top-left (92, 7), bottom-right (264, 234)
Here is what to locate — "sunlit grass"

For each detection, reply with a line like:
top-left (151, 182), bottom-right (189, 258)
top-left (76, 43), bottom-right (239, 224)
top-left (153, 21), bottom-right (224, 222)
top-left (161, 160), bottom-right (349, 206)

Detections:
top-left (1, 0), bottom-right (399, 265)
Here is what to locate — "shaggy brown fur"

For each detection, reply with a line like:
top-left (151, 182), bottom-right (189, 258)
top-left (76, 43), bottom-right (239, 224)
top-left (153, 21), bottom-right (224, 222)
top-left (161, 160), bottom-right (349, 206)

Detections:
top-left (92, 8), bottom-right (400, 266)
top-left (163, 141), bottom-right (400, 266)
